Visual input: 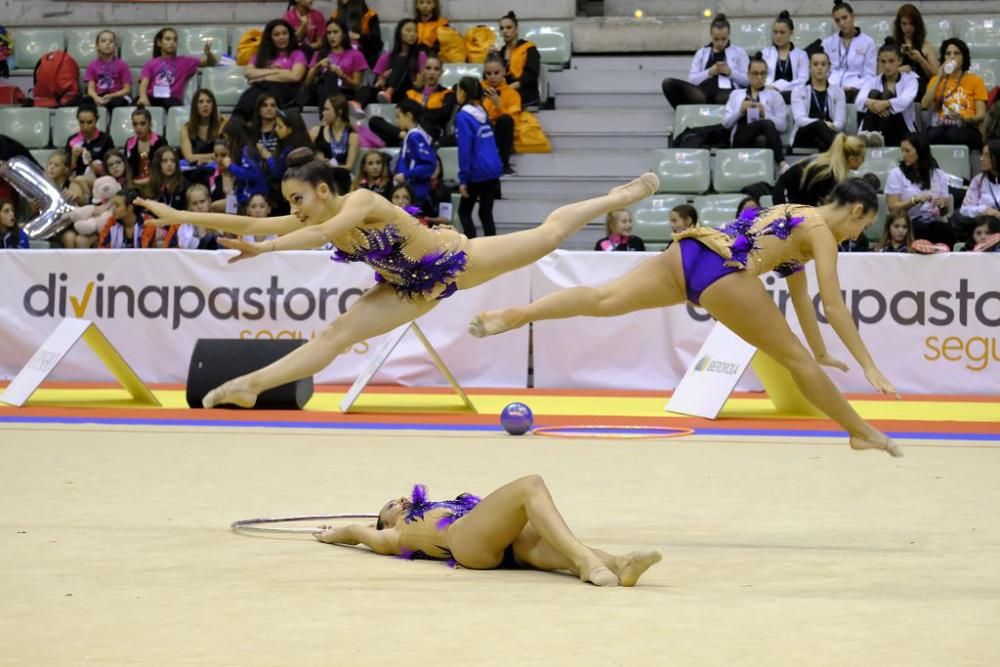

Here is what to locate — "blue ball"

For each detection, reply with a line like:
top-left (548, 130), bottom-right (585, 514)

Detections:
top-left (501, 402), bottom-right (534, 435)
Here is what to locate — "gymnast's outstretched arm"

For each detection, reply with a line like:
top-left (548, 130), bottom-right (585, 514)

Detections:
top-left (806, 225), bottom-right (897, 394)
top-left (786, 270), bottom-right (849, 371)
top-left (269, 188), bottom-right (381, 252)
top-left (136, 199), bottom-right (303, 235)
top-left (315, 524), bottom-right (401, 555)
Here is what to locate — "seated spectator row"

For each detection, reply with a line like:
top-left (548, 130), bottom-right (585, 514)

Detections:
top-left (727, 15), bottom-right (999, 57)
top-left (6, 22), bottom-right (572, 73)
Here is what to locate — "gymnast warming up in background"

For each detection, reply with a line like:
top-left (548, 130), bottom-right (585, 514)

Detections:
top-left (313, 476), bottom-right (662, 587)
top-left (470, 178), bottom-right (903, 458)
top-left (136, 148), bottom-right (660, 409)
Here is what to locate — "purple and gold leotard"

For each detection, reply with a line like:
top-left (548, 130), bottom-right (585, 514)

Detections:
top-left (396, 484), bottom-right (481, 564)
top-left (674, 206), bottom-right (807, 305)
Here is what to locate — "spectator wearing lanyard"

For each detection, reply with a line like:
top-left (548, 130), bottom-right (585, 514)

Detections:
top-left (369, 55), bottom-right (455, 147)
top-left (762, 12), bottom-right (808, 104)
top-left (66, 103), bottom-right (115, 178)
top-left (791, 48), bottom-right (846, 152)
top-left (661, 13), bottom-right (749, 108)
top-left (498, 11), bottom-right (541, 108)
top-left (84, 30), bottom-right (132, 113)
top-left (303, 17), bottom-right (368, 106)
top-left (138, 27), bottom-right (216, 109)
top-left (723, 54), bottom-right (790, 174)
top-left (855, 40), bottom-right (919, 148)
top-left (821, 1), bottom-right (876, 103)
top-left (251, 94), bottom-right (281, 155)
top-left (232, 19), bottom-right (308, 121)
top-left (310, 96), bottom-right (358, 170)
top-left (894, 4), bottom-right (939, 101)
top-left (921, 38), bottom-right (988, 153)
top-left (284, 0), bottom-right (326, 56)
top-left (124, 107), bottom-right (168, 189)
top-left (954, 139), bottom-right (1000, 243)
top-left (885, 133), bottom-right (954, 247)
top-left (331, 0), bottom-right (383, 70)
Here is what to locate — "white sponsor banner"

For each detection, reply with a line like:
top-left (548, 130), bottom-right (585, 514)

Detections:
top-left (0, 250), bottom-right (529, 387)
top-left (532, 251), bottom-right (1000, 394)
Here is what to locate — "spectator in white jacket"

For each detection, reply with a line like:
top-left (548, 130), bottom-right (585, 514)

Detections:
top-left (723, 54), bottom-right (790, 173)
top-left (661, 13), bottom-right (749, 108)
top-left (855, 40), bottom-right (919, 148)
top-left (954, 139), bottom-right (1000, 243)
top-left (762, 11), bottom-right (809, 103)
top-left (885, 132), bottom-right (954, 246)
top-left (821, 1), bottom-right (877, 102)
top-left (791, 48), bottom-right (847, 151)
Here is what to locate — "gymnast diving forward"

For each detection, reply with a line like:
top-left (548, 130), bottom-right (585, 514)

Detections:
top-left (470, 178), bottom-right (903, 457)
top-left (313, 476), bottom-right (662, 587)
top-left (137, 147), bottom-right (661, 409)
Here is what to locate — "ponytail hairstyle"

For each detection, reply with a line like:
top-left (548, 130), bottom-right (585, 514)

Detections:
top-left (456, 76), bottom-right (484, 103)
top-left (152, 27), bottom-right (178, 58)
top-left (801, 133), bottom-right (866, 190)
top-left (774, 10), bottom-right (794, 32)
top-left (827, 177), bottom-right (879, 214)
top-left (710, 12), bottom-right (731, 33)
top-left (283, 146), bottom-right (353, 195)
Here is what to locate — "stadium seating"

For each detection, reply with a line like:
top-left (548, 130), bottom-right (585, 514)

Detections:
top-left (969, 59), bottom-right (1000, 89)
top-left (712, 148), bottom-right (774, 193)
top-left (792, 18), bottom-right (832, 46)
top-left (693, 194), bottom-right (746, 228)
top-left (931, 144), bottom-right (971, 182)
top-left (730, 21), bottom-right (769, 52)
top-left (651, 149), bottom-right (711, 194)
top-left (925, 17), bottom-right (955, 47)
top-left (29, 149), bottom-right (57, 166)
top-left (865, 194), bottom-right (888, 243)
top-left (178, 27), bottom-right (230, 58)
top-left (437, 146), bottom-right (459, 184)
top-left (958, 17), bottom-right (1000, 59)
top-left (200, 67), bottom-right (247, 107)
top-left (440, 63), bottom-right (484, 89)
top-left (12, 28), bottom-right (64, 71)
top-left (856, 18), bottom-right (893, 44)
top-left (0, 108), bottom-right (52, 149)
top-left (631, 194), bottom-right (687, 246)
top-left (521, 23), bottom-right (572, 67)
top-left (51, 106), bottom-right (109, 147)
top-left (66, 28), bottom-right (101, 65)
top-left (856, 147), bottom-right (901, 191)
top-left (165, 108), bottom-right (190, 148)
top-left (120, 27), bottom-right (160, 67)
top-left (365, 103), bottom-right (397, 124)
top-left (672, 105), bottom-right (725, 139)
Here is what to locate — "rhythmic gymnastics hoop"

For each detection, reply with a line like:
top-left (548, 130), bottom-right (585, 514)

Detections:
top-left (231, 514), bottom-right (378, 535)
top-left (530, 425), bottom-right (695, 440)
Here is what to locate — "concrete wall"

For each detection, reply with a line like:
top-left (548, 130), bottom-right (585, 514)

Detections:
top-left (1, 0), bottom-right (575, 27)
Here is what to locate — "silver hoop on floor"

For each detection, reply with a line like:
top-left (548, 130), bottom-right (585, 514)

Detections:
top-left (231, 514), bottom-right (378, 535)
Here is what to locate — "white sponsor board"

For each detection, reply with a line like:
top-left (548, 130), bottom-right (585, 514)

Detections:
top-left (0, 250), bottom-right (530, 387)
top-left (531, 251), bottom-right (1000, 395)
top-left (665, 323), bottom-right (757, 418)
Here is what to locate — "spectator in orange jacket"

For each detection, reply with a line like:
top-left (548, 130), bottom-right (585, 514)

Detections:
top-left (482, 53), bottom-right (520, 175)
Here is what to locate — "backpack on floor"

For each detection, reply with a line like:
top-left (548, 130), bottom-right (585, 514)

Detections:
top-left (237, 29), bottom-right (263, 66)
top-left (463, 25), bottom-right (496, 64)
top-left (0, 83), bottom-right (26, 105)
top-left (32, 50), bottom-right (80, 107)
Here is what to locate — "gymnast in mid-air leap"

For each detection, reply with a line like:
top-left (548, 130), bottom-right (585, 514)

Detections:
top-left (470, 178), bottom-right (903, 458)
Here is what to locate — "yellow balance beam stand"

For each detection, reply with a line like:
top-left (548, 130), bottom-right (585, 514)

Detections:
top-left (748, 351), bottom-right (822, 417)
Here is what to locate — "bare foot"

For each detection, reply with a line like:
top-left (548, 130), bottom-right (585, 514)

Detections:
top-left (469, 308), bottom-right (523, 338)
top-left (581, 563), bottom-right (620, 587)
top-left (202, 381), bottom-right (258, 409)
top-left (608, 172), bottom-right (660, 208)
top-left (850, 435), bottom-right (903, 458)
top-left (616, 549), bottom-right (663, 587)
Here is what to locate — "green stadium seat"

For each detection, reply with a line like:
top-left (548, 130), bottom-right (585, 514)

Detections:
top-left (51, 107), bottom-right (110, 147)
top-left (925, 17), bottom-right (954, 47)
top-left (200, 67), bottom-right (247, 107)
top-left (651, 148), bottom-right (711, 194)
top-left (380, 23), bottom-right (396, 54)
top-left (440, 63), bottom-right (483, 89)
top-left (969, 58), bottom-right (1000, 89)
top-left (856, 18), bottom-right (893, 44)
top-left (229, 25), bottom-right (263, 59)
top-left (793, 18), bottom-right (832, 46)
top-left (437, 146), bottom-right (459, 184)
top-left (958, 17), bottom-right (1000, 59)
top-left (844, 102), bottom-right (858, 135)
top-left (12, 29), bottom-right (65, 71)
top-left (672, 104), bottom-right (725, 138)
top-left (0, 108), bottom-right (51, 149)
top-left (108, 106), bottom-right (165, 146)
top-left (178, 27), bottom-right (229, 58)
top-left (759, 194), bottom-right (773, 208)
top-left (712, 148), bottom-right (774, 193)
top-left (521, 23), bottom-right (572, 67)
top-left (29, 149), bottom-right (57, 167)
top-left (730, 21), bottom-right (769, 52)
top-left (365, 103), bottom-right (397, 124)
top-left (865, 194), bottom-right (888, 243)
top-left (693, 194), bottom-right (746, 228)
top-left (855, 157), bottom-right (897, 192)
top-left (930, 144), bottom-right (971, 182)
top-left (120, 27), bottom-right (159, 67)
top-left (631, 195), bottom-right (687, 244)
top-left (66, 28), bottom-right (101, 66)
top-left (165, 108), bottom-right (190, 147)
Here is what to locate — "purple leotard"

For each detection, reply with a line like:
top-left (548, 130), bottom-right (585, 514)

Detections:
top-left (677, 206), bottom-right (806, 305)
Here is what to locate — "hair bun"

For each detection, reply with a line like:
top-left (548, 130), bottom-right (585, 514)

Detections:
top-left (505, 11), bottom-right (517, 20)
top-left (286, 146), bottom-right (317, 169)
top-left (778, 10), bottom-right (791, 19)
top-left (715, 12), bottom-right (726, 21)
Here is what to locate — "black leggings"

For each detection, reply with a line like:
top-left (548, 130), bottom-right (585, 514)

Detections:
top-left (793, 120), bottom-right (837, 152)
top-left (661, 78), bottom-right (730, 108)
top-left (927, 124), bottom-right (983, 152)
top-left (458, 178), bottom-right (500, 238)
top-left (732, 119), bottom-right (785, 162)
top-left (493, 114), bottom-right (515, 169)
top-left (859, 91), bottom-right (910, 147)
top-left (368, 116), bottom-right (402, 147)
top-left (232, 82), bottom-right (300, 121)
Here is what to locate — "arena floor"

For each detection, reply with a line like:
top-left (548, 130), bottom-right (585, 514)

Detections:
top-left (2, 385), bottom-right (999, 666)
